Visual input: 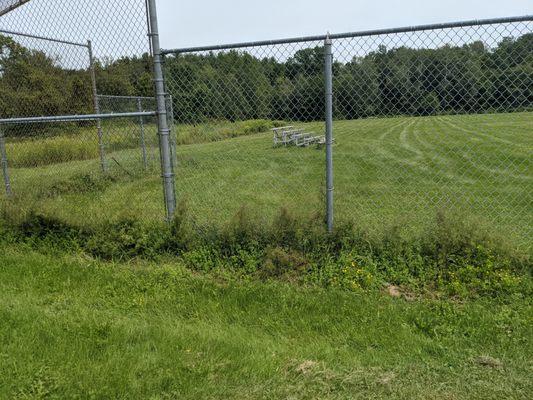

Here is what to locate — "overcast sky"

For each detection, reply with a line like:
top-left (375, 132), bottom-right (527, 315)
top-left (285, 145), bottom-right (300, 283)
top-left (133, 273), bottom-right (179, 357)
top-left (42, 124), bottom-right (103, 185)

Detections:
top-left (157, 0), bottom-right (532, 50)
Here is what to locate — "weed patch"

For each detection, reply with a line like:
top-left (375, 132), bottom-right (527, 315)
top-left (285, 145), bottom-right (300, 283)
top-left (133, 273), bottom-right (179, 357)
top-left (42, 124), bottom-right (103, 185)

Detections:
top-left (1, 205), bottom-right (530, 300)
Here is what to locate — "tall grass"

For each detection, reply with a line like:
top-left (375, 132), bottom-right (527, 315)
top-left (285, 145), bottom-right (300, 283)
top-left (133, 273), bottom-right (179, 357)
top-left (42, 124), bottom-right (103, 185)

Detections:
top-left (5, 119), bottom-right (283, 168)
top-left (174, 119), bottom-right (285, 145)
top-left (8, 133), bottom-right (99, 168)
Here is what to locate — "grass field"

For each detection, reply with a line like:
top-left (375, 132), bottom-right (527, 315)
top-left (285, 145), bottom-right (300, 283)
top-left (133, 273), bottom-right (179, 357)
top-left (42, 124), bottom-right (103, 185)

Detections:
top-left (1, 112), bottom-right (531, 247)
top-left (1, 113), bottom-right (531, 398)
top-left (0, 244), bottom-right (531, 399)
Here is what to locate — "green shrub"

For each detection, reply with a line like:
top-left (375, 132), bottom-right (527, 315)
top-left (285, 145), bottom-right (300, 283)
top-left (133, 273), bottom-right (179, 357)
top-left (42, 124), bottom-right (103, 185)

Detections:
top-left (260, 246), bottom-right (309, 280)
top-left (84, 218), bottom-right (168, 260)
top-left (181, 246), bottom-right (218, 272)
top-left (1, 205), bottom-right (530, 299)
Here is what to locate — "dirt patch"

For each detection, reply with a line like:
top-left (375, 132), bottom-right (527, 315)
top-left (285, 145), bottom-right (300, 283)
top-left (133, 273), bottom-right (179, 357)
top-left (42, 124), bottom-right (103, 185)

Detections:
top-left (384, 284), bottom-right (418, 301)
top-left (378, 372), bottom-right (396, 385)
top-left (474, 356), bottom-right (503, 368)
top-left (386, 285), bottom-right (402, 298)
top-left (295, 360), bottom-right (319, 375)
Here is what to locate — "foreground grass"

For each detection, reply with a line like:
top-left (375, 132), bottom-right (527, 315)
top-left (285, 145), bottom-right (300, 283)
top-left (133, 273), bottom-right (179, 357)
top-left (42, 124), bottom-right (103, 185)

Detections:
top-left (0, 245), bottom-right (531, 399)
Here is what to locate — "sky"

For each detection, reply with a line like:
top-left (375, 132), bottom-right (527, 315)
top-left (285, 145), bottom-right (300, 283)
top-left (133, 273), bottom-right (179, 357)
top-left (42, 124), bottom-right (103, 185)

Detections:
top-left (157, 0), bottom-right (532, 50)
top-left (0, 0), bottom-right (531, 61)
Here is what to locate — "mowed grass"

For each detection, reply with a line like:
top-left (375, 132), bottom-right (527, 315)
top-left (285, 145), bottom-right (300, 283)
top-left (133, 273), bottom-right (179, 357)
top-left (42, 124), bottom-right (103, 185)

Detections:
top-left (0, 244), bottom-right (531, 399)
top-left (1, 112), bottom-right (531, 246)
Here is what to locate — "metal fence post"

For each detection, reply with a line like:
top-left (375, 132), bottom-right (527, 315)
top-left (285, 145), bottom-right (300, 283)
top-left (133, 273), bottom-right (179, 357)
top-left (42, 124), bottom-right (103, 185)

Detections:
top-left (137, 98), bottom-right (148, 170)
top-left (147, 0), bottom-right (177, 221)
top-left (324, 35), bottom-right (334, 232)
top-left (88, 40), bottom-right (107, 173)
top-left (0, 128), bottom-right (12, 197)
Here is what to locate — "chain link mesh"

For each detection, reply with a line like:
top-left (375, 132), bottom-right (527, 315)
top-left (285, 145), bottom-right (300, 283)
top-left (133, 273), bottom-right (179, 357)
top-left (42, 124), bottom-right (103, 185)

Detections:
top-left (0, 0), bottom-right (30, 17)
top-left (0, 3), bottom-right (531, 248)
top-left (165, 40), bottom-right (327, 226)
top-left (332, 20), bottom-right (532, 246)
top-left (0, 0), bottom-right (167, 225)
top-left (164, 18), bottom-right (532, 247)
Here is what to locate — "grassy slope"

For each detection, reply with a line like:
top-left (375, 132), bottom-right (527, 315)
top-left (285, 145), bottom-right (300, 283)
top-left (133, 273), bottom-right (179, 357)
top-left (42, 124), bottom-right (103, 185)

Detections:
top-left (2, 112), bottom-right (532, 245)
top-left (0, 244), bottom-right (531, 399)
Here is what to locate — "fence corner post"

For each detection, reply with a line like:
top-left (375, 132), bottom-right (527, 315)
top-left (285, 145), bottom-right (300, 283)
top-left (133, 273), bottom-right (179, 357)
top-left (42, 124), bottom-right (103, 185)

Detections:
top-left (147, 0), bottom-right (177, 222)
top-left (324, 34), bottom-right (334, 233)
top-left (0, 127), bottom-right (12, 197)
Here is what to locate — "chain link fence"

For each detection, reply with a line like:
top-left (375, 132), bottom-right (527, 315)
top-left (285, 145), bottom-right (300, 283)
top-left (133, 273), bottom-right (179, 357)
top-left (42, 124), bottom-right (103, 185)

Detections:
top-left (0, 0), bottom-right (175, 225)
top-left (163, 16), bottom-right (532, 247)
top-left (164, 38), bottom-right (329, 227)
top-left (0, 3), bottom-right (531, 248)
top-left (331, 18), bottom-right (533, 245)
top-left (0, 1), bottom-right (30, 17)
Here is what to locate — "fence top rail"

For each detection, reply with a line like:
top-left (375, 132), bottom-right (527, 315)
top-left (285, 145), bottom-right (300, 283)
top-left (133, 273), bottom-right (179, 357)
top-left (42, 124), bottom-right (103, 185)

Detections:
top-left (0, 111), bottom-right (157, 125)
top-left (0, 0), bottom-right (31, 17)
top-left (97, 94), bottom-right (156, 100)
top-left (162, 14), bottom-right (533, 55)
top-left (0, 28), bottom-right (89, 48)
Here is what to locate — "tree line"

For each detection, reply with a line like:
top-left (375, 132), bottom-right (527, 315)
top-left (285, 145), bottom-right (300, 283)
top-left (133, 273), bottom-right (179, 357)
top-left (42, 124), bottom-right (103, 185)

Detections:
top-left (0, 32), bottom-right (531, 129)
top-left (0, 35), bottom-right (154, 121)
top-left (166, 33), bottom-right (532, 123)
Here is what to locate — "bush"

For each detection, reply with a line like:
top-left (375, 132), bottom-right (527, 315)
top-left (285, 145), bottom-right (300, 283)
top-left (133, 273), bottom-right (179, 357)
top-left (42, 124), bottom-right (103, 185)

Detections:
top-left (84, 218), bottom-right (168, 260)
top-left (1, 206), bottom-right (530, 299)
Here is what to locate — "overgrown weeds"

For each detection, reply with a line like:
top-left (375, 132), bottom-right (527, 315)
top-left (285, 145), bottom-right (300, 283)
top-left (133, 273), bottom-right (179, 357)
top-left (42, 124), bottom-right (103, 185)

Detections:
top-left (6, 119), bottom-right (282, 169)
top-left (175, 119), bottom-right (285, 145)
top-left (1, 202), bottom-right (530, 299)
top-left (6, 123), bottom-right (145, 168)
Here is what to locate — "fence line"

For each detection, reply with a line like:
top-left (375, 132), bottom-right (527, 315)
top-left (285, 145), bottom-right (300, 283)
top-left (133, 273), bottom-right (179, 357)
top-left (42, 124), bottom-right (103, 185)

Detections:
top-left (0, 0), bottom-right (31, 17)
top-left (0, 5), bottom-right (531, 245)
top-left (97, 95), bottom-right (156, 101)
top-left (162, 14), bottom-right (532, 244)
top-left (0, 28), bottom-right (89, 48)
top-left (162, 15), bottom-right (533, 54)
top-left (0, 112), bottom-right (157, 125)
